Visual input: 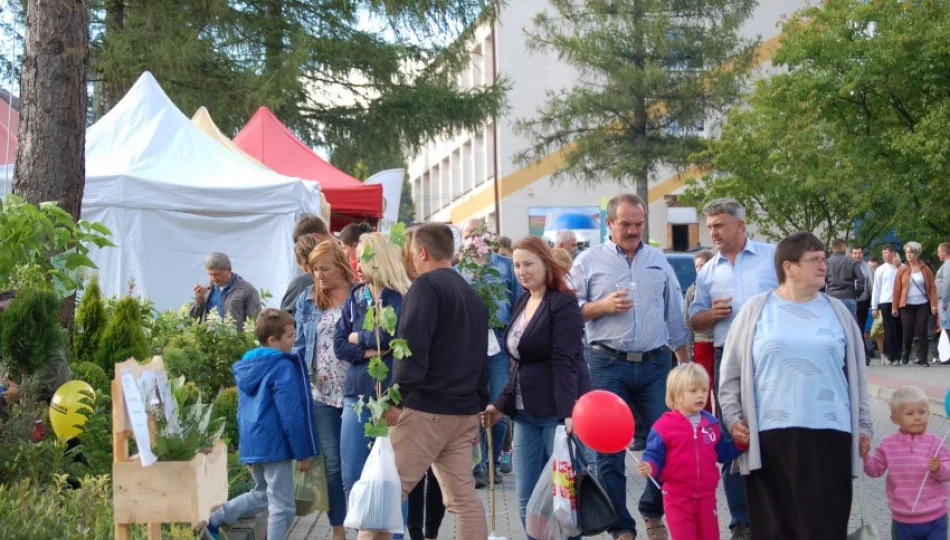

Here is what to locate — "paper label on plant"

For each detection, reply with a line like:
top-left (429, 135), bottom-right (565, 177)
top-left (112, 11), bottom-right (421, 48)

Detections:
top-left (120, 369), bottom-right (158, 467)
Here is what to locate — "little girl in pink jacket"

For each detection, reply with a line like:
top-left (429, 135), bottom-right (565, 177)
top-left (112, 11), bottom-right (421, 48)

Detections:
top-left (864, 386), bottom-right (950, 539)
top-left (638, 363), bottom-right (747, 540)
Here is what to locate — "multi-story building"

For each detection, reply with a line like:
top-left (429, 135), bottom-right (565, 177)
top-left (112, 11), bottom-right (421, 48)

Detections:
top-left (407, 0), bottom-right (809, 249)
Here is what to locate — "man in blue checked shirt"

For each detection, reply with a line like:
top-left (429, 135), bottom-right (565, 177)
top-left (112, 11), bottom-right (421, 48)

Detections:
top-left (688, 198), bottom-right (778, 540)
top-left (571, 193), bottom-right (689, 540)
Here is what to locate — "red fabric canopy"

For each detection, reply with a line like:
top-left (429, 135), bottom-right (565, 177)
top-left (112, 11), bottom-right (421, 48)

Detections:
top-left (0, 93), bottom-right (18, 166)
top-left (234, 107), bottom-right (382, 227)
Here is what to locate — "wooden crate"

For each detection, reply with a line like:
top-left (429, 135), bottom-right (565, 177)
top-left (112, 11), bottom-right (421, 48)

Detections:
top-left (112, 357), bottom-right (228, 539)
top-left (113, 439), bottom-right (228, 525)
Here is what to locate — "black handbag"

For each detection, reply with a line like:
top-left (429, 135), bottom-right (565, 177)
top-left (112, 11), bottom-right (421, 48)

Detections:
top-left (568, 433), bottom-right (617, 536)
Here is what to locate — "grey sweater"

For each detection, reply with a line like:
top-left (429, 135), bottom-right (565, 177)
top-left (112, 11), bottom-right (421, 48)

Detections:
top-left (718, 291), bottom-right (873, 477)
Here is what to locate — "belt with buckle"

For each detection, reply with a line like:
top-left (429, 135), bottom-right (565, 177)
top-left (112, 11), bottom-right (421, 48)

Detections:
top-left (590, 343), bottom-right (657, 363)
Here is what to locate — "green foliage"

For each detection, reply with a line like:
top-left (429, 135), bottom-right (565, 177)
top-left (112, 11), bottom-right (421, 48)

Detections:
top-left (0, 378), bottom-right (70, 485)
top-left (161, 310), bottom-right (258, 396)
top-left (68, 362), bottom-right (110, 395)
top-left (513, 0), bottom-right (757, 239)
top-left (0, 289), bottom-right (64, 379)
top-left (693, 0), bottom-right (950, 248)
top-left (212, 386), bottom-right (240, 450)
top-left (0, 475), bottom-right (116, 539)
top-left (72, 391), bottom-right (114, 478)
top-left (89, 0), bottom-right (506, 163)
top-left (228, 450), bottom-right (255, 497)
top-left (0, 195), bottom-right (113, 296)
top-left (96, 296), bottom-right (150, 369)
top-left (74, 275), bottom-right (110, 366)
top-left (398, 179), bottom-right (416, 225)
top-left (152, 395), bottom-right (225, 462)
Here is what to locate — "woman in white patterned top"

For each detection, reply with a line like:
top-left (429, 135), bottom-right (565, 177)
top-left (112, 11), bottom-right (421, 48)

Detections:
top-left (292, 239), bottom-right (355, 540)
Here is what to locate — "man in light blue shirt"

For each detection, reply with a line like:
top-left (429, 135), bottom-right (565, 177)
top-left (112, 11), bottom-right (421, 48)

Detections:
top-left (571, 194), bottom-right (688, 540)
top-left (688, 198), bottom-right (778, 540)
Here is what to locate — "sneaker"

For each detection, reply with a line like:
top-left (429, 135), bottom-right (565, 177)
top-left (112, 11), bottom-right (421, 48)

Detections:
top-left (500, 450), bottom-right (513, 473)
top-left (730, 523), bottom-right (751, 540)
top-left (881, 356), bottom-right (891, 366)
top-left (474, 469), bottom-right (488, 489)
top-left (629, 439), bottom-right (646, 452)
top-left (493, 465), bottom-right (505, 483)
top-left (642, 517), bottom-right (668, 540)
top-left (199, 523), bottom-right (220, 540)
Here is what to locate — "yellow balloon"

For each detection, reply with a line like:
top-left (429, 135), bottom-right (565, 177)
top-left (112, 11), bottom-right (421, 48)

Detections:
top-left (49, 380), bottom-right (95, 441)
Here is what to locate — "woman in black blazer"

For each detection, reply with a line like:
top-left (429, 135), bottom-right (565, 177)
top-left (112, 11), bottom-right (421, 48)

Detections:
top-left (485, 236), bottom-right (591, 538)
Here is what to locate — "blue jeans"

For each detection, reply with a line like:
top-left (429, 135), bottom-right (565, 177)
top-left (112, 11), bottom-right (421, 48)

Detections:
top-left (341, 396), bottom-right (408, 537)
top-left (714, 347), bottom-right (749, 528)
top-left (894, 514), bottom-right (948, 540)
top-left (313, 400), bottom-right (346, 526)
top-left (840, 298), bottom-right (858, 323)
top-left (478, 345), bottom-right (511, 471)
top-left (210, 460), bottom-right (295, 539)
top-left (512, 412), bottom-right (560, 533)
top-left (588, 347), bottom-right (670, 536)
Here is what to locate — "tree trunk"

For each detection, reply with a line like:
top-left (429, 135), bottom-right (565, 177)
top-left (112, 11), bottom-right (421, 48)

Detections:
top-left (14, 0), bottom-right (90, 330)
top-left (103, 0), bottom-right (126, 110)
top-left (630, 0), bottom-right (650, 242)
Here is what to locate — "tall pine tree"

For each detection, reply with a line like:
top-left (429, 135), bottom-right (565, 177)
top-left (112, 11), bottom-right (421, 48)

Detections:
top-left (514, 0), bottom-right (757, 239)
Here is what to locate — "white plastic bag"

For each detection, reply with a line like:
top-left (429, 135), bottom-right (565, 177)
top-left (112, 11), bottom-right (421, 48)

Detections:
top-left (552, 426), bottom-right (580, 535)
top-left (343, 436), bottom-right (404, 533)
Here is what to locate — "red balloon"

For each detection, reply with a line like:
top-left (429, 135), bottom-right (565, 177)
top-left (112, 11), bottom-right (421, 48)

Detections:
top-left (572, 390), bottom-right (634, 453)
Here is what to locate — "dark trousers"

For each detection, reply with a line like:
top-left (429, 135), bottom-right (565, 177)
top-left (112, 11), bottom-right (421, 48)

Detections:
top-left (881, 302), bottom-right (903, 359)
top-left (745, 428), bottom-right (852, 540)
top-left (714, 347), bottom-right (748, 528)
top-left (588, 347), bottom-right (669, 536)
top-left (894, 515), bottom-right (948, 540)
top-left (857, 299), bottom-right (871, 335)
top-left (902, 303), bottom-right (932, 361)
top-left (407, 468), bottom-right (445, 540)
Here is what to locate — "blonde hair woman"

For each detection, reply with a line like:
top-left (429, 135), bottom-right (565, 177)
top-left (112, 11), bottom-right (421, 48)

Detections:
top-left (333, 232), bottom-right (412, 500)
top-left (291, 240), bottom-right (355, 540)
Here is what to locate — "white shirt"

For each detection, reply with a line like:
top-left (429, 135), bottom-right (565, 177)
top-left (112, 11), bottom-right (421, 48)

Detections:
top-left (872, 263), bottom-right (898, 308)
top-left (906, 272), bottom-right (928, 305)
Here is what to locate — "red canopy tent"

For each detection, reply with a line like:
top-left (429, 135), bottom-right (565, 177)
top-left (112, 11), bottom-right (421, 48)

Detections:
top-left (234, 107), bottom-right (382, 231)
top-left (0, 89), bottom-right (19, 166)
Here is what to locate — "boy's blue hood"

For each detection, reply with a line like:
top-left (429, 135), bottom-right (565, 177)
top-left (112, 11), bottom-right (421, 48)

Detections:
top-left (234, 348), bottom-right (293, 395)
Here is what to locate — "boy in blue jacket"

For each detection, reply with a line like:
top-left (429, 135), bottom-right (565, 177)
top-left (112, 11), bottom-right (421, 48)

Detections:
top-left (202, 309), bottom-right (319, 540)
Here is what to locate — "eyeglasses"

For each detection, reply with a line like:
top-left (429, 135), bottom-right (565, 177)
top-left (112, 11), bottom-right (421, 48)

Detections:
top-left (796, 256), bottom-right (827, 266)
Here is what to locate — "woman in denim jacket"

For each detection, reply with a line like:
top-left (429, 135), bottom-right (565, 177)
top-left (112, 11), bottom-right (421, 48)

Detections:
top-left (293, 239), bottom-right (355, 540)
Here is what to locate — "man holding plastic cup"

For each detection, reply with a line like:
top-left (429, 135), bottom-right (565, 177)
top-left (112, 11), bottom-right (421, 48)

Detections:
top-left (688, 198), bottom-right (778, 540)
top-left (570, 193), bottom-right (688, 540)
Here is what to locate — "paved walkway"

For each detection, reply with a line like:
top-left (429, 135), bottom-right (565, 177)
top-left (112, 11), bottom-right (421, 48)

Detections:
top-left (285, 365), bottom-right (950, 539)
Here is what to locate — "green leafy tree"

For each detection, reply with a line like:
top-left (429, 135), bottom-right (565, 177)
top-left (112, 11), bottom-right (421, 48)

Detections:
top-left (96, 296), bottom-right (150, 369)
top-left (90, 0), bottom-right (508, 156)
top-left (514, 0), bottom-right (758, 239)
top-left (700, 0), bottom-right (950, 249)
top-left (73, 274), bottom-right (109, 365)
top-left (0, 290), bottom-right (64, 380)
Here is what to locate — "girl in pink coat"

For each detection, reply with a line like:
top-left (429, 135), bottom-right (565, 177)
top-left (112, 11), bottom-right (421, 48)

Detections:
top-left (637, 363), bottom-right (748, 540)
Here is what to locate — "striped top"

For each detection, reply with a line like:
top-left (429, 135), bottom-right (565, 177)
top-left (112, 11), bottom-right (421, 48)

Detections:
top-left (864, 431), bottom-right (950, 524)
top-left (570, 239), bottom-right (688, 353)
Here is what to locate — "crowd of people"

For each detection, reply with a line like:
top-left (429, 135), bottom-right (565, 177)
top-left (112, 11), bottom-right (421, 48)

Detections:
top-left (193, 194), bottom-right (950, 540)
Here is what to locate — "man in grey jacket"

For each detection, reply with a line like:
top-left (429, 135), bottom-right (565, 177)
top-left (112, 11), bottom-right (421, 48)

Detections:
top-left (826, 239), bottom-right (864, 321)
top-left (852, 245), bottom-right (873, 356)
top-left (936, 243), bottom-right (950, 363)
top-left (189, 252), bottom-right (262, 330)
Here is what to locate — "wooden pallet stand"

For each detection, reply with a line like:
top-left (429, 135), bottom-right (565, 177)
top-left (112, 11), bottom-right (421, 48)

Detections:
top-left (112, 357), bottom-right (228, 540)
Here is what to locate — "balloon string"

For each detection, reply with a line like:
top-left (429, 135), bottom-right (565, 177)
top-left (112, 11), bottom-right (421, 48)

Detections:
top-left (626, 449), bottom-right (662, 490)
top-left (911, 426), bottom-right (950, 512)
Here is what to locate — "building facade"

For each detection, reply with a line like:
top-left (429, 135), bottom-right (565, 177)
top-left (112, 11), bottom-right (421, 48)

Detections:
top-left (407, 0), bottom-right (810, 249)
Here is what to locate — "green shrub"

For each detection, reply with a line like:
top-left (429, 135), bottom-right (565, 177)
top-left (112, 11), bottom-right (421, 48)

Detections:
top-left (71, 391), bottom-right (113, 478)
top-left (96, 296), bottom-right (149, 367)
top-left (73, 274), bottom-right (109, 367)
top-left (212, 387), bottom-right (240, 450)
top-left (228, 450), bottom-right (254, 497)
top-left (0, 289), bottom-right (64, 380)
top-left (163, 343), bottom-right (213, 396)
top-left (68, 361), bottom-right (109, 395)
top-left (0, 475), bottom-right (114, 539)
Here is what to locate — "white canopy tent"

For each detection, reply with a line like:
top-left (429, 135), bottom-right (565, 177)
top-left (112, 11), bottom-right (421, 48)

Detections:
top-left (11, 72), bottom-right (323, 311)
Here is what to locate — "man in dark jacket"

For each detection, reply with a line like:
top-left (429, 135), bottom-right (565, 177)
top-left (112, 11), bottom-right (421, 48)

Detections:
top-left (360, 223), bottom-right (489, 540)
top-left (826, 239), bottom-right (865, 322)
top-left (189, 252), bottom-right (262, 330)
